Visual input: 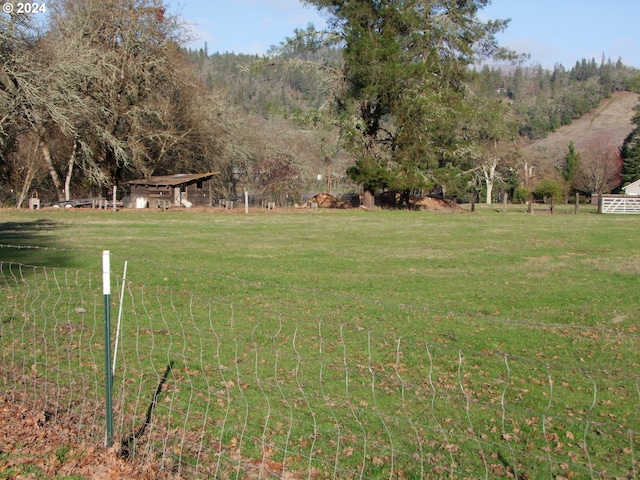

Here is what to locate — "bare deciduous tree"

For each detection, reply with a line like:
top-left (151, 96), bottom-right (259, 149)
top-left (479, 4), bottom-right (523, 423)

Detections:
top-left (50, 0), bottom-right (189, 183)
top-left (574, 134), bottom-right (622, 194)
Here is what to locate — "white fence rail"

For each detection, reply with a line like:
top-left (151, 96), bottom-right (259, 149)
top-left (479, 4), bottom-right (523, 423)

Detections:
top-left (600, 195), bottom-right (640, 214)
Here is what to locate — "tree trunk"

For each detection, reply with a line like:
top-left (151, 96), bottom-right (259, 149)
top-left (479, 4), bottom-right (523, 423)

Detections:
top-left (482, 159), bottom-right (497, 204)
top-left (486, 179), bottom-right (493, 204)
top-left (362, 189), bottom-right (375, 209)
top-left (16, 164), bottom-right (36, 208)
top-left (41, 142), bottom-right (64, 201)
top-left (15, 140), bottom-right (41, 208)
top-left (64, 139), bottom-right (78, 201)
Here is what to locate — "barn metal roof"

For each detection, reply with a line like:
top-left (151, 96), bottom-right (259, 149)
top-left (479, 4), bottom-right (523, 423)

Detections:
top-left (127, 172), bottom-right (217, 187)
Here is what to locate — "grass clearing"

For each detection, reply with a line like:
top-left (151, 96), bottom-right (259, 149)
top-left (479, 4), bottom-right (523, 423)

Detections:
top-left (0, 206), bottom-right (638, 478)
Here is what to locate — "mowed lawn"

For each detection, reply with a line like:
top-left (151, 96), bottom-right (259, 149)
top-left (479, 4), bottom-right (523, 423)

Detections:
top-left (1, 206), bottom-right (639, 477)
top-left (2, 205), bottom-right (638, 322)
top-left (1, 205), bottom-right (638, 366)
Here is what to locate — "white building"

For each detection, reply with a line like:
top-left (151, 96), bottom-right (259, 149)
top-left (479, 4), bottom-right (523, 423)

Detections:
top-left (622, 179), bottom-right (640, 196)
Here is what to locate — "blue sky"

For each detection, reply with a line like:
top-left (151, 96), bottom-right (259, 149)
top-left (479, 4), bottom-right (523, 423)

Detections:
top-left (172, 0), bottom-right (640, 69)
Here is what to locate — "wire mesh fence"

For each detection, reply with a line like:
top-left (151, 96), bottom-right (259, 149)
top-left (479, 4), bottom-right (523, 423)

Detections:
top-left (1, 258), bottom-right (638, 479)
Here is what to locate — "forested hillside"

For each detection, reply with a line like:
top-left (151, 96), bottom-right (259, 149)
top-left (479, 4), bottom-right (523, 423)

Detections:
top-left (523, 91), bottom-right (637, 195)
top-left (187, 47), bottom-right (640, 202)
top-left (187, 46), bottom-right (342, 116)
top-left (1, 0), bottom-right (639, 208)
top-left (191, 48), bottom-right (639, 142)
top-left (475, 59), bottom-right (639, 139)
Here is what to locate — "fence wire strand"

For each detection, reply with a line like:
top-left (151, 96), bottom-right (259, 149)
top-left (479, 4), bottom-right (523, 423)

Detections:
top-left (0, 259), bottom-right (639, 479)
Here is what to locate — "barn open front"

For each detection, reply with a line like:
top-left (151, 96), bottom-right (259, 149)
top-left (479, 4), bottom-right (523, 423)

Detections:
top-left (127, 172), bottom-right (217, 209)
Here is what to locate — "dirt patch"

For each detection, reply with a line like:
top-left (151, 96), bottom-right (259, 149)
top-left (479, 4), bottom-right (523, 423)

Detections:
top-left (305, 192), bottom-right (458, 211)
top-left (522, 255), bottom-right (554, 262)
top-left (306, 192), bottom-right (353, 208)
top-left (411, 196), bottom-right (459, 211)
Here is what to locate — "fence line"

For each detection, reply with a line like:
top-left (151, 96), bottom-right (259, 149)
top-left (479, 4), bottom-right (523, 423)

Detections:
top-left (1, 258), bottom-right (639, 479)
top-left (600, 195), bottom-right (640, 214)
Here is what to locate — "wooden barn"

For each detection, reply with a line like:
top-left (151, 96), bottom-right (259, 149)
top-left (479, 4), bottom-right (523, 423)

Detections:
top-left (127, 172), bottom-right (217, 209)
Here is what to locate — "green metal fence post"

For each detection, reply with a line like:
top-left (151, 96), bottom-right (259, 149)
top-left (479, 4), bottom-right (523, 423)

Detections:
top-left (102, 251), bottom-right (113, 447)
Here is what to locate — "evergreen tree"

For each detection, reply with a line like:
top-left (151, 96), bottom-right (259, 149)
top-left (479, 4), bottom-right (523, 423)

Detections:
top-left (298, 0), bottom-right (518, 201)
top-left (599, 54), bottom-right (613, 97)
top-left (558, 141), bottom-right (580, 197)
top-left (621, 108), bottom-right (640, 184)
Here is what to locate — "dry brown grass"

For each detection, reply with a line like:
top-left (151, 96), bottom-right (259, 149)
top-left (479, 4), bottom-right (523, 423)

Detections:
top-left (523, 91), bottom-right (639, 173)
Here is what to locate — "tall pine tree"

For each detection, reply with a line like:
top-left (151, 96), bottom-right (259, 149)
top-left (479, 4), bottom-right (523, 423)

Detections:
top-left (560, 141), bottom-right (580, 187)
top-left (621, 107), bottom-right (640, 185)
top-left (298, 0), bottom-right (519, 203)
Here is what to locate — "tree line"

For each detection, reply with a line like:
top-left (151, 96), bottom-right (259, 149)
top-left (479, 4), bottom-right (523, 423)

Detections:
top-left (0, 0), bottom-right (327, 207)
top-left (477, 57), bottom-right (639, 140)
top-left (194, 1), bottom-right (640, 206)
top-left (2, 0), bottom-right (639, 208)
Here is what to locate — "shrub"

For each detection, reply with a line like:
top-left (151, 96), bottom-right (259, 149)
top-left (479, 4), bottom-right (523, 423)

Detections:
top-left (513, 186), bottom-right (531, 203)
top-left (534, 179), bottom-right (563, 202)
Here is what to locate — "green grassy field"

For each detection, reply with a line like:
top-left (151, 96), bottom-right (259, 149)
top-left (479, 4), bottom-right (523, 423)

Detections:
top-left (1, 206), bottom-right (638, 478)
top-left (2, 205), bottom-right (638, 328)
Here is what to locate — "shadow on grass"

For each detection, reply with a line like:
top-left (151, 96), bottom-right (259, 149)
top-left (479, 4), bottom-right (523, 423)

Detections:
top-left (0, 219), bottom-right (72, 268)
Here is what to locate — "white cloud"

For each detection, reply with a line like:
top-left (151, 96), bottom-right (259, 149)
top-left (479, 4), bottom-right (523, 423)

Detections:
top-left (184, 20), bottom-right (217, 49)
